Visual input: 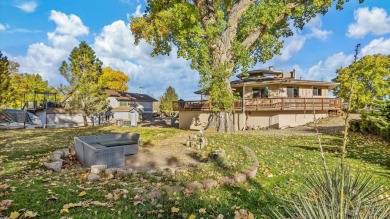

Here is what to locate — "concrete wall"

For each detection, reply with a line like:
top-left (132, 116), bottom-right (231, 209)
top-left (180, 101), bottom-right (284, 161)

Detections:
top-left (46, 112), bottom-right (93, 127)
top-left (179, 110), bottom-right (329, 130)
top-left (178, 111), bottom-right (211, 130)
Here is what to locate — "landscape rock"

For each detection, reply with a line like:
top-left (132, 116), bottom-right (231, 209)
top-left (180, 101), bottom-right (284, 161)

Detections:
top-left (244, 166), bottom-right (258, 179)
top-left (202, 179), bottom-right (218, 189)
top-left (44, 160), bottom-right (63, 172)
top-left (87, 173), bottom-right (101, 181)
top-left (163, 185), bottom-right (185, 194)
top-left (51, 153), bottom-right (62, 161)
top-left (220, 177), bottom-right (235, 185)
top-left (234, 173), bottom-right (247, 183)
top-left (146, 190), bottom-right (163, 199)
top-left (186, 182), bottom-right (203, 192)
top-left (91, 165), bottom-right (107, 174)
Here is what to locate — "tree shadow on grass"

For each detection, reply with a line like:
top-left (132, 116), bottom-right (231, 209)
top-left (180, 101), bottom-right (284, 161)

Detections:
top-left (178, 179), bottom-right (288, 218)
top-left (289, 134), bottom-right (390, 170)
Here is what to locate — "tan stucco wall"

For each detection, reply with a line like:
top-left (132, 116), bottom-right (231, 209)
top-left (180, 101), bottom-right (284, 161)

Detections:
top-left (179, 110), bottom-right (329, 130)
top-left (179, 111), bottom-right (211, 130)
top-left (278, 111), bottom-right (328, 128)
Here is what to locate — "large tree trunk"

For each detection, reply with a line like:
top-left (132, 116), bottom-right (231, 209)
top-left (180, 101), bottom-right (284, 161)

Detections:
top-left (205, 111), bottom-right (234, 133)
top-left (83, 114), bottom-right (88, 127)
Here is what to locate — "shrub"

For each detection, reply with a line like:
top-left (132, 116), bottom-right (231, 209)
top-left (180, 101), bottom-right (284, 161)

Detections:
top-left (349, 111), bottom-right (390, 141)
top-left (274, 167), bottom-right (390, 219)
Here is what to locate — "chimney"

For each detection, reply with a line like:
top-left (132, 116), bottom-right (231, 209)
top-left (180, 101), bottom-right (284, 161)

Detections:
top-left (291, 69), bottom-right (296, 79)
top-left (269, 66), bottom-right (274, 71)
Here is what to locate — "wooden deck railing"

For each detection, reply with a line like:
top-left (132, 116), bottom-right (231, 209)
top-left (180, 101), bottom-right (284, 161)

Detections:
top-left (173, 98), bottom-right (342, 111)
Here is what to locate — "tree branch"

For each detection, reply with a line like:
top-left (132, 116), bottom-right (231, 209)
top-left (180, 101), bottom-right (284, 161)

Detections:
top-left (241, 0), bottom-right (309, 49)
top-left (194, 0), bottom-right (216, 29)
top-left (242, 13), bottom-right (287, 49)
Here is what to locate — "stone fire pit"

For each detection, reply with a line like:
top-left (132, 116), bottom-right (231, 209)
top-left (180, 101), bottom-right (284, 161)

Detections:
top-left (74, 133), bottom-right (140, 168)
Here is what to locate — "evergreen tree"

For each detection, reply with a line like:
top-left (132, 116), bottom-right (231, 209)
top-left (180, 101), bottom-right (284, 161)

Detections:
top-left (160, 86), bottom-right (178, 116)
top-left (60, 41), bottom-right (108, 126)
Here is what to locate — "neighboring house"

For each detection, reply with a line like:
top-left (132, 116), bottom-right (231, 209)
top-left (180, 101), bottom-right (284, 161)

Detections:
top-left (173, 68), bottom-right (342, 130)
top-left (106, 90), bottom-right (158, 114)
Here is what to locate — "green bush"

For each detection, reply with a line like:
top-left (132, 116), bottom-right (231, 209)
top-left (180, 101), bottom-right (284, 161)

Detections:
top-left (349, 111), bottom-right (390, 141)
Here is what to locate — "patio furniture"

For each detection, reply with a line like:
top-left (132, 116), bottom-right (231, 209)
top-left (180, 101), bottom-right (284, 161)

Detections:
top-left (74, 133), bottom-right (140, 168)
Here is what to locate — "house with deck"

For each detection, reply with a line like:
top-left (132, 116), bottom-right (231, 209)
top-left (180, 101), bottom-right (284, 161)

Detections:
top-left (173, 68), bottom-right (342, 130)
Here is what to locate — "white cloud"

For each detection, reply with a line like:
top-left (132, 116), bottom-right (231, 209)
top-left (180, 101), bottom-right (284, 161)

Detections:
top-left (347, 7), bottom-right (390, 38)
top-left (131, 5), bottom-right (144, 18)
top-left (15, 1), bottom-right (37, 13)
top-left (361, 37), bottom-right (390, 56)
top-left (276, 16), bottom-right (331, 62)
top-left (93, 20), bottom-right (199, 98)
top-left (49, 10), bottom-right (89, 37)
top-left (306, 52), bottom-right (354, 82)
top-left (306, 16), bottom-right (332, 40)
top-left (12, 11), bottom-right (87, 85)
top-left (0, 23), bottom-right (6, 31)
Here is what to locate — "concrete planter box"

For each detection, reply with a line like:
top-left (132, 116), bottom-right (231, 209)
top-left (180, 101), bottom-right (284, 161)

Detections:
top-left (74, 133), bottom-right (140, 168)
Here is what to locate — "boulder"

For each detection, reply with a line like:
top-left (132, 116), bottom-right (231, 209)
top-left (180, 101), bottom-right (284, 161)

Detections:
top-left (146, 190), bottom-right (163, 199)
top-left (163, 185), bottom-right (185, 194)
top-left (44, 160), bottom-right (63, 172)
top-left (51, 153), bottom-right (62, 161)
top-left (91, 165), bottom-right (107, 174)
top-left (87, 173), bottom-right (101, 181)
top-left (234, 173), bottom-right (247, 183)
top-left (244, 166), bottom-right (258, 179)
top-left (186, 182), bottom-right (203, 192)
top-left (220, 177), bottom-right (235, 185)
top-left (202, 179), bottom-right (218, 189)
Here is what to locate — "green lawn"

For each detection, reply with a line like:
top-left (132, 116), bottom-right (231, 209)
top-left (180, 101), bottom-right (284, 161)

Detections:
top-left (0, 127), bottom-right (389, 218)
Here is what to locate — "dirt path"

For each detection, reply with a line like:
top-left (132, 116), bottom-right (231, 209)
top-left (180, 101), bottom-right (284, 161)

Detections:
top-left (126, 114), bottom-right (360, 170)
top-left (125, 130), bottom-right (200, 171)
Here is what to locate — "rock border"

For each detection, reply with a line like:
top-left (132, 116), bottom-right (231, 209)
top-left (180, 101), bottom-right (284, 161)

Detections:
top-left (44, 145), bottom-right (259, 201)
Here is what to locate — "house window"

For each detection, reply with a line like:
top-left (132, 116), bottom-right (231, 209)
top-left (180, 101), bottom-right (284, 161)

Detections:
top-left (252, 88), bottom-right (260, 98)
top-left (261, 86), bottom-right (269, 98)
top-left (252, 86), bottom-right (269, 98)
top-left (119, 101), bottom-right (129, 106)
top-left (313, 87), bottom-right (322, 96)
top-left (287, 87), bottom-right (299, 97)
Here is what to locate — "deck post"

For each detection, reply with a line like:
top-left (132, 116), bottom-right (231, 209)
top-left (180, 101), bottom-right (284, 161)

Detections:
top-left (304, 98), bottom-right (306, 111)
top-left (322, 98), bottom-right (324, 110)
top-left (281, 98), bottom-right (284, 110)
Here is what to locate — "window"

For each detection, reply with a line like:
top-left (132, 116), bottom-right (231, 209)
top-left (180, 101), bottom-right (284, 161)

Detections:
top-left (287, 87), bottom-right (299, 97)
top-left (252, 86), bottom-right (269, 98)
top-left (261, 86), bottom-right (269, 98)
top-left (313, 87), bottom-right (322, 96)
top-left (119, 101), bottom-right (129, 106)
top-left (252, 88), bottom-right (260, 98)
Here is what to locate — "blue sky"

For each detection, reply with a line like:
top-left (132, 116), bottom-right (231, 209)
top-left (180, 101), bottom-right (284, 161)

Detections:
top-left (1, 0), bottom-right (390, 99)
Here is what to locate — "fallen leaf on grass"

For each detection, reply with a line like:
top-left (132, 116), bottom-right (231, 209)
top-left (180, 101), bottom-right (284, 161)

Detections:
top-left (133, 195), bottom-right (144, 206)
top-left (0, 199), bottom-right (13, 211)
top-left (9, 211), bottom-right (20, 219)
top-left (171, 207), bottom-right (179, 213)
top-left (78, 191), bottom-right (87, 197)
top-left (188, 214), bottom-right (196, 219)
top-left (24, 210), bottom-right (38, 218)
